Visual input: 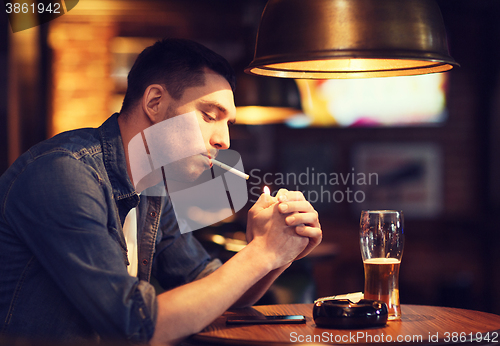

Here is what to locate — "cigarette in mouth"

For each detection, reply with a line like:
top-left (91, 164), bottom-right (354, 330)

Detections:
top-left (212, 159), bottom-right (249, 180)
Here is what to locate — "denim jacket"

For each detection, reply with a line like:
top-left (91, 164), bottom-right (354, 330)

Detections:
top-left (0, 114), bottom-right (215, 343)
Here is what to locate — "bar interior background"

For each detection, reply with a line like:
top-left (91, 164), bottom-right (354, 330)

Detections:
top-left (1, 0), bottom-right (500, 314)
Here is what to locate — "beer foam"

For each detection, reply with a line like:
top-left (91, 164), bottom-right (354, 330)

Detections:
top-left (364, 258), bottom-right (400, 264)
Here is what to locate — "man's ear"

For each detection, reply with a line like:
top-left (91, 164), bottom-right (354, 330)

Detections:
top-left (141, 84), bottom-right (169, 123)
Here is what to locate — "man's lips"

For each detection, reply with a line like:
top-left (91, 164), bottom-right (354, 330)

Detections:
top-left (202, 153), bottom-right (213, 167)
top-left (202, 150), bottom-right (219, 167)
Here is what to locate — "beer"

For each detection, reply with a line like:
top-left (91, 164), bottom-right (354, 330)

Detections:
top-left (363, 258), bottom-right (401, 320)
top-left (360, 210), bottom-right (404, 320)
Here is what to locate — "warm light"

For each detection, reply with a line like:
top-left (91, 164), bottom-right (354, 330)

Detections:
top-left (263, 186), bottom-right (271, 195)
top-left (247, 58), bottom-right (454, 79)
top-left (208, 234), bottom-right (247, 252)
top-left (224, 239), bottom-right (247, 252)
top-left (235, 106), bottom-right (300, 125)
top-left (210, 234), bottom-right (226, 246)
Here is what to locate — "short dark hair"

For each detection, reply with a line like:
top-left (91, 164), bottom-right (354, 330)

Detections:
top-left (120, 38), bottom-right (236, 114)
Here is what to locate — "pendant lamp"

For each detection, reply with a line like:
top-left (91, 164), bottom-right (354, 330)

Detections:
top-left (245, 0), bottom-right (459, 79)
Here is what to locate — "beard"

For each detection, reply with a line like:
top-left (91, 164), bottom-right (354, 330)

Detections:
top-left (162, 154), bottom-right (209, 183)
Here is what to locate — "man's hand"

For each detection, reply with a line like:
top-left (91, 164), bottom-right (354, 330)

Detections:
top-left (246, 188), bottom-right (322, 267)
top-left (275, 189), bottom-right (322, 261)
top-left (245, 191), bottom-right (309, 270)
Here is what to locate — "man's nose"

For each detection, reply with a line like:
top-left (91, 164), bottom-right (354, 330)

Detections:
top-left (210, 124), bottom-right (230, 150)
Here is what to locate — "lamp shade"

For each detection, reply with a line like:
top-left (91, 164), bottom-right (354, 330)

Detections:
top-left (245, 0), bottom-right (459, 79)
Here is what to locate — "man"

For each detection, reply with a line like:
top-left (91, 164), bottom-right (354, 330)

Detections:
top-left (0, 39), bottom-right (322, 345)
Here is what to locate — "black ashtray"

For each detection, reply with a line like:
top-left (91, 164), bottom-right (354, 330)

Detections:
top-left (313, 299), bottom-right (388, 328)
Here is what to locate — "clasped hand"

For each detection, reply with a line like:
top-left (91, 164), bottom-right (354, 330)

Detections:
top-left (246, 188), bottom-right (322, 269)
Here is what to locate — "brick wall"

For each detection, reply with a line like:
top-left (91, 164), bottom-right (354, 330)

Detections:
top-left (48, 19), bottom-right (116, 136)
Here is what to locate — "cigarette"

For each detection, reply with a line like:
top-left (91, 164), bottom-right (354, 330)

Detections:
top-left (263, 186), bottom-right (270, 195)
top-left (212, 159), bottom-right (249, 180)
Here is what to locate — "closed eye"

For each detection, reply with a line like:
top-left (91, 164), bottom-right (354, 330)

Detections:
top-left (202, 111), bottom-right (217, 122)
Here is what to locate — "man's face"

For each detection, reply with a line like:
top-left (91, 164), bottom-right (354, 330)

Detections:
top-left (161, 70), bottom-right (237, 183)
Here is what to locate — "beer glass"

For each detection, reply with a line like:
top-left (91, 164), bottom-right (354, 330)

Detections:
top-left (359, 210), bottom-right (404, 320)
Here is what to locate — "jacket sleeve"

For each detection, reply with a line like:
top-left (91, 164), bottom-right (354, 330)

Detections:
top-left (4, 152), bottom-right (157, 343)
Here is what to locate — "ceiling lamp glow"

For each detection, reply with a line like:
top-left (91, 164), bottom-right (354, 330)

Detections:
top-left (245, 0), bottom-right (459, 79)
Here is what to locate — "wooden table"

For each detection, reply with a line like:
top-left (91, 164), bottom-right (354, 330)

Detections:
top-left (183, 304), bottom-right (500, 346)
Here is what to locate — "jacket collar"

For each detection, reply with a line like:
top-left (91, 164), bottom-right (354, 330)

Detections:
top-left (98, 113), bottom-right (139, 209)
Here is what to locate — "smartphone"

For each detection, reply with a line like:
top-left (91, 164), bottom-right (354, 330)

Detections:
top-left (226, 314), bottom-right (306, 325)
